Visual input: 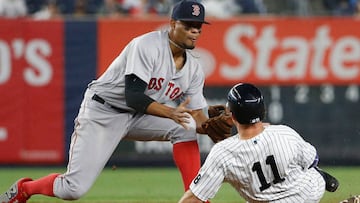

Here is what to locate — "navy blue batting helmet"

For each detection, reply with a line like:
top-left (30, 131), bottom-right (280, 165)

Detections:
top-left (227, 83), bottom-right (265, 124)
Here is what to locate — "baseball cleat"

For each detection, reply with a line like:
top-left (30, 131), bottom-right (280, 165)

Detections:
top-left (0, 178), bottom-right (32, 203)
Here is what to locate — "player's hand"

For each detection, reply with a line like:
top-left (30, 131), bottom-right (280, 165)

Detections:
top-left (171, 97), bottom-right (193, 129)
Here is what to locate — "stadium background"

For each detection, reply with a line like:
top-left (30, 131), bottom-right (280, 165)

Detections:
top-left (0, 15), bottom-right (359, 167)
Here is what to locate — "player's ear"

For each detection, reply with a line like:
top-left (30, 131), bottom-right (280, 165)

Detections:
top-left (170, 19), bottom-right (176, 29)
top-left (230, 112), bottom-right (237, 123)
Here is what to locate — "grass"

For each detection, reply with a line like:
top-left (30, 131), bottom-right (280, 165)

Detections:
top-left (0, 166), bottom-right (359, 202)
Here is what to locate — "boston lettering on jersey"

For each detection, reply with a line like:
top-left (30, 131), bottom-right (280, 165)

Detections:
top-left (148, 77), bottom-right (183, 100)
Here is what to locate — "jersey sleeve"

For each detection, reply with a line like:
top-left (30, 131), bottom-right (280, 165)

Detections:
top-left (124, 37), bottom-right (155, 84)
top-left (297, 139), bottom-right (317, 170)
top-left (189, 144), bottom-right (226, 201)
top-left (180, 62), bottom-right (207, 110)
top-left (290, 128), bottom-right (318, 170)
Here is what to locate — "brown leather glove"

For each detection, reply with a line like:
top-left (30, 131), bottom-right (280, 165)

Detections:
top-left (202, 110), bottom-right (233, 143)
top-left (207, 104), bottom-right (227, 118)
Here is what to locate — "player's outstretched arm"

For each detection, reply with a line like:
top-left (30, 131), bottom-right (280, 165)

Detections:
top-left (125, 74), bottom-right (200, 129)
top-left (146, 97), bottom-right (194, 129)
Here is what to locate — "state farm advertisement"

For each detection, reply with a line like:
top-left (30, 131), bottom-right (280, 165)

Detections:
top-left (98, 18), bottom-right (360, 85)
top-left (0, 19), bottom-right (64, 164)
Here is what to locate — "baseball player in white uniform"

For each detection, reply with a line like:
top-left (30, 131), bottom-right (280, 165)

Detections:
top-left (179, 83), bottom-right (328, 203)
top-left (0, 1), bottom-right (211, 202)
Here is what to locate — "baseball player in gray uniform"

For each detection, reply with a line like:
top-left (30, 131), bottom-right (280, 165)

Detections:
top-left (0, 1), bottom-right (211, 202)
top-left (179, 83), bottom-right (329, 203)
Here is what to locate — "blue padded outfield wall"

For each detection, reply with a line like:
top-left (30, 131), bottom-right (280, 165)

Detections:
top-left (64, 21), bottom-right (97, 159)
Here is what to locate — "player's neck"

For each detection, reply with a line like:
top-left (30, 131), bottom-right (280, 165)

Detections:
top-left (168, 33), bottom-right (185, 55)
top-left (169, 37), bottom-right (184, 50)
top-left (237, 122), bottom-right (265, 140)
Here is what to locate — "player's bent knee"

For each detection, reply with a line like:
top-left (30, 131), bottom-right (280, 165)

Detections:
top-left (56, 187), bottom-right (88, 200)
top-left (170, 125), bottom-right (197, 144)
top-left (54, 177), bottom-right (91, 200)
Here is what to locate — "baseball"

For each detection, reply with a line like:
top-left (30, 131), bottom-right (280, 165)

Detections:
top-left (183, 112), bottom-right (196, 130)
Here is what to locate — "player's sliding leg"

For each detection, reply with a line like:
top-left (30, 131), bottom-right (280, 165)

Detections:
top-left (173, 140), bottom-right (201, 191)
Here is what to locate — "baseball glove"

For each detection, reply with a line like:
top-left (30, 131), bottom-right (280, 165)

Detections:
top-left (207, 104), bottom-right (227, 118)
top-left (339, 195), bottom-right (360, 203)
top-left (202, 105), bottom-right (234, 143)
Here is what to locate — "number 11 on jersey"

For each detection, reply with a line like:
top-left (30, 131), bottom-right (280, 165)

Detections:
top-left (252, 155), bottom-right (285, 191)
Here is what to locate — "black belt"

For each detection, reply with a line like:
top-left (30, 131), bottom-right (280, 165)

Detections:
top-left (92, 94), bottom-right (128, 113)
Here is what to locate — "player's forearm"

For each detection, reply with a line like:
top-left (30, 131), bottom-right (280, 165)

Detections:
top-left (190, 109), bottom-right (208, 134)
top-left (146, 99), bottom-right (194, 128)
top-left (145, 101), bottom-right (176, 118)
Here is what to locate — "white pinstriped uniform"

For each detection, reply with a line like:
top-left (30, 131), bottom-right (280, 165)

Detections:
top-left (190, 125), bottom-right (325, 203)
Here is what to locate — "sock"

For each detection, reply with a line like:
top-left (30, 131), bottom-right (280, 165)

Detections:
top-left (23, 173), bottom-right (60, 197)
top-left (173, 141), bottom-right (201, 191)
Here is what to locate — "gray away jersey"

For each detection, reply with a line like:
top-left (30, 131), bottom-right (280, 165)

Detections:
top-left (190, 125), bottom-right (324, 202)
top-left (88, 30), bottom-right (207, 111)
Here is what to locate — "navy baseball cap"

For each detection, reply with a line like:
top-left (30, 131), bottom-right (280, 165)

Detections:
top-left (171, 0), bottom-right (210, 24)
